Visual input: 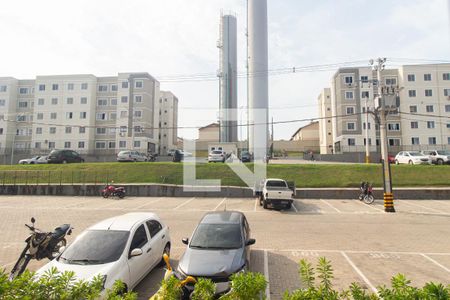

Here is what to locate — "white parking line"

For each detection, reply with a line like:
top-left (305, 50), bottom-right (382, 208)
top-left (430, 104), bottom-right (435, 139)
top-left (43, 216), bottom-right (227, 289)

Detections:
top-left (421, 253), bottom-right (450, 273)
top-left (401, 200), bottom-right (442, 213)
top-left (264, 250), bottom-right (271, 300)
top-left (254, 198), bottom-right (258, 212)
top-left (321, 199), bottom-right (342, 213)
top-left (214, 198), bottom-right (227, 211)
top-left (174, 197), bottom-right (196, 210)
top-left (134, 198), bottom-right (163, 209)
top-left (354, 200), bottom-right (384, 212)
top-left (291, 201), bottom-right (298, 213)
top-left (341, 251), bottom-right (377, 293)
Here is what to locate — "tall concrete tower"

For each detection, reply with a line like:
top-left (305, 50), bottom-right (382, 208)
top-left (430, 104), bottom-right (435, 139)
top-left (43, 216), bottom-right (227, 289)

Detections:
top-left (218, 14), bottom-right (238, 143)
top-left (247, 0), bottom-right (269, 159)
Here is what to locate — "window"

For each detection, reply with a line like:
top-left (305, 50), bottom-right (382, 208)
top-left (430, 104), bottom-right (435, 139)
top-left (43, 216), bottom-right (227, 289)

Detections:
top-left (66, 112), bottom-right (73, 119)
top-left (96, 141), bottom-right (107, 149)
top-left (410, 106), bottom-right (417, 113)
top-left (111, 98), bottom-right (117, 105)
top-left (446, 105), bottom-right (450, 112)
top-left (134, 141), bottom-right (141, 148)
top-left (134, 126), bottom-right (143, 133)
top-left (81, 83), bottom-right (88, 90)
top-left (97, 99), bottom-right (108, 106)
top-left (443, 73), bottom-right (450, 80)
top-left (67, 97), bottom-right (73, 104)
top-left (388, 123), bottom-right (400, 131)
top-left (360, 76), bottom-right (368, 83)
top-left (146, 220), bottom-right (162, 238)
top-left (65, 127), bottom-right (72, 134)
top-left (347, 122), bottom-right (356, 131)
top-left (344, 76), bottom-right (353, 84)
top-left (98, 85), bottom-right (108, 92)
top-left (444, 89), bottom-right (450, 97)
top-left (0, 99), bottom-right (5, 106)
top-left (50, 112), bottom-right (57, 119)
top-left (135, 80), bottom-right (143, 88)
top-left (345, 91), bottom-right (354, 99)
top-left (64, 141), bottom-right (71, 148)
top-left (363, 122), bottom-right (371, 130)
top-left (0, 85), bottom-right (7, 92)
top-left (426, 105), bottom-right (434, 113)
top-left (121, 96), bottom-right (128, 103)
top-left (134, 110), bottom-right (142, 118)
top-left (347, 138), bottom-right (356, 146)
top-left (37, 113), bottom-right (43, 120)
top-left (425, 89), bottom-right (433, 97)
top-left (412, 137), bottom-right (420, 145)
top-left (108, 141), bottom-right (116, 149)
top-left (385, 78), bottom-right (397, 85)
top-left (411, 121), bottom-right (419, 129)
top-left (96, 128), bottom-right (106, 134)
top-left (78, 141), bottom-right (85, 149)
top-left (407, 74), bottom-right (415, 82)
top-left (424, 74), bottom-right (432, 81)
top-left (18, 101), bottom-right (28, 108)
top-left (68, 83), bottom-right (74, 90)
top-left (36, 127), bottom-right (42, 134)
top-left (119, 141), bottom-right (127, 148)
top-left (447, 123), bottom-right (450, 129)
top-left (429, 137), bottom-right (437, 145)
top-left (51, 98), bottom-right (58, 105)
top-left (49, 127), bottom-right (56, 134)
top-left (79, 127), bottom-right (86, 134)
top-left (17, 115), bottom-right (26, 122)
top-left (135, 95), bottom-right (142, 103)
top-left (110, 112), bottom-right (117, 120)
top-left (120, 111), bottom-right (128, 118)
top-left (122, 81), bottom-right (129, 88)
top-left (38, 84), bottom-right (45, 91)
top-left (48, 142), bottom-right (55, 149)
top-left (80, 112), bottom-right (87, 119)
top-left (111, 84), bottom-right (118, 92)
top-left (96, 112), bottom-right (107, 120)
top-left (408, 90), bottom-right (416, 97)
top-left (129, 225), bottom-right (148, 254)
top-left (81, 97), bottom-right (87, 104)
top-left (346, 107), bottom-right (354, 115)
top-left (19, 87), bottom-right (28, 94)
top-left (388, 139), bottom-right (400, 146)
top-left (363, 138), bottom-right (372, 146)
top-left (52, 84), bottom-right (59, 91)
top-left (427, 121), bottom-right (435, 129)
top-left (38, 98), bottom-right (44, 105)
top-left (361, 91), bottom-right (369, 98)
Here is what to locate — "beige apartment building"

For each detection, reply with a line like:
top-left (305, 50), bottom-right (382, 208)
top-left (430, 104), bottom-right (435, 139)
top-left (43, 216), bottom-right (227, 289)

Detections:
top-left (317, 88), bottom-right (333, 154)
top-left (0, 72), bottom-right (179, 160)
top-left (321, 63), bottom-right (450, 154)
top-left (158, 91), bottom-right (178, 155)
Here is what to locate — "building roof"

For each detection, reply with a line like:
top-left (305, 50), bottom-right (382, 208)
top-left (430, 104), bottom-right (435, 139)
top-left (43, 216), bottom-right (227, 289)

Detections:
top-left (199, 123), bottom-right (219, 131)
top-left (290, 121), bottom-right (319, 140)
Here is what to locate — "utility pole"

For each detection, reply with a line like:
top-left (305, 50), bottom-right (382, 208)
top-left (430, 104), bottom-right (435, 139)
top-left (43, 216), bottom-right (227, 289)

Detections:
top-left (372, 58), bottom-right (395, 213)
top-left (365, 96), bottom-right (370, 163)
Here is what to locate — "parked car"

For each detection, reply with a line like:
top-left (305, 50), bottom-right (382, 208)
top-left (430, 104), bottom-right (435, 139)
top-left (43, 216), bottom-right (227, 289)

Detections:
top-left (177, 211), bottom-right (255, 296)
top-left (36, 212), bottom-right (171, 294)
top-left (18, 156), bottom-right (42, 164)
top-left (117, 151), bottom-right (147, 162)
top-left (47, 150), bottom-right (84, 164)
top-left (260, 178), bottom-right (295, 210)
top-left (36, 156), bottom-right (48, 164)
top-left (421, 150), bottom-right (450, 165)
top-left (167, 149), bottom-right (176, 156)
top-left (208, 150), bottom-right (226, 163)
top-left (394, 151), bottom-right (431, 165)
top-left (239, 151), bottom-right (252, 163)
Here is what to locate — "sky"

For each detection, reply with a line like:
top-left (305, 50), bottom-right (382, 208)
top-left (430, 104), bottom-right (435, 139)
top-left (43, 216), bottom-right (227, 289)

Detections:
top-left (0, 0), bottom-right (449, 140)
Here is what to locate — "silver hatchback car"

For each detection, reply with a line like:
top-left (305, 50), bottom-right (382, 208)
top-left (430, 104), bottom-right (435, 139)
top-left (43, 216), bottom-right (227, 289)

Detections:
top-left (117, 150), bottom-right (147, 162)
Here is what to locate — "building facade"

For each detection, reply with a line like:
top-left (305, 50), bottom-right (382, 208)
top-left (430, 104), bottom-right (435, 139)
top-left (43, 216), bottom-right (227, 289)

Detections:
top-left (0, 73), bottom-right (179, 160)
top-left (318, 88), bottom-right (333, 154)
top-left (159, 91), bottom-right (178, 155)
top-left (322, 63), bottom-right (450, 154)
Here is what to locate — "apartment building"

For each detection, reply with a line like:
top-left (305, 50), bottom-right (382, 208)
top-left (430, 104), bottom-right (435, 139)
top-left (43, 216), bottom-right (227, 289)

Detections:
top-left (321, 63), bottom-right (450, 154)
top-left (158, 91), bottom-right (178, 155)
top-left (318, 88), bottom-right (333, 154)
top-left (0, 72), bottom-right (179, 158)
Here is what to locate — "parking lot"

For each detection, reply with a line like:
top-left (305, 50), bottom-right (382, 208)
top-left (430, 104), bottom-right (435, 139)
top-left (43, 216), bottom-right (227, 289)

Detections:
top-left (0, 196), bottom-right (449, 299)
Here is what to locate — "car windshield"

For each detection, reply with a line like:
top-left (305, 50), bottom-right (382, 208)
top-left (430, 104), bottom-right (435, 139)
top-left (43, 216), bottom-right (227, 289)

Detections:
top-left (190, 224), bottom-right (242, 249)
top-left (212, 151), bottom-right (223, 154)
top-left (266, 181), bottom-right (287, 188)
top-left (409, 152), bottom-right (422, 157)
top-left (437, 151), bottom-right (450, 155)
top-left (59, 230), bottom-right (129, 265)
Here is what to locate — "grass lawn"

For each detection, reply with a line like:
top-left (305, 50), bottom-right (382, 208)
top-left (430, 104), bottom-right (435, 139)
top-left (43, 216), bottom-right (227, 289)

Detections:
top-left (0, 162), bottom-right (448, 188)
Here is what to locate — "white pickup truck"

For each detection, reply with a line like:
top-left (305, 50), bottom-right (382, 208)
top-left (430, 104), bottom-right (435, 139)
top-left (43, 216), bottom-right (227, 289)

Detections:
top-left (259, 178), bottom-right (295, 210)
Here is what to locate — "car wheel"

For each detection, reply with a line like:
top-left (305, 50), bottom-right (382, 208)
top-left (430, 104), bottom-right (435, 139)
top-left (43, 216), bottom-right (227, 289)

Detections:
top-left (395, 160), bottom-right (399, 165)
top-left (285, 203), bottom-right (292, 210)
top-left (263, 199), bottom-right (268, 209)
top-left (259, 196), bottom-right (263, 206)
top-left (408, 160), bottom-right (413, 165)
top-left (437, 159), bottom-right (444, 165)
top-left (159, 243), bottom-right (171, 267)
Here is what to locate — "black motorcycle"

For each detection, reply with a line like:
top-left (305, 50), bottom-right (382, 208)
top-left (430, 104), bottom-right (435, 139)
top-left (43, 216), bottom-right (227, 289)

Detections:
top-left (9, 217), bottom-right (73, 280)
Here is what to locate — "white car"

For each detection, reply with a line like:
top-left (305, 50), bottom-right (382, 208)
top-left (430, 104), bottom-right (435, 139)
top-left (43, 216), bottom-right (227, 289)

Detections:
top-left (18, 156), bottom-right (43, 164)
top-left (37, 212), bottom-right (171, 294)
top-left (179, 150), bottom-right (192, 157)
top-left (208, 150), bottom-right (226, 163)
top-left (394, 151), bottom-right (431, 165)
top-left (117, 151), bottom-right (147, 162)
top-left (421, 150), bottom-right (450, 165)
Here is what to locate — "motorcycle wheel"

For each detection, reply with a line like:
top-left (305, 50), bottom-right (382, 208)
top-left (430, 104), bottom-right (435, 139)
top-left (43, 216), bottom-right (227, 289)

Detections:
top-left (9, 247), bottom-right (31, 281)
top-left (118, 191), bottom-right (125, 199)
top-left (50, 238), bottom-right (67, 259)
top-left (363, 194), bottom-right (375, 204)
top-left (102, 191), bottom-right (109, 198)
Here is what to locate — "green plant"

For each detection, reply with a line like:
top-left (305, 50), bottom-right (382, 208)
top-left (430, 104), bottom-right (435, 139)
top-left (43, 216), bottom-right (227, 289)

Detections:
top-left (220, 272), bottom-right (267, 300)
top-left (151, 276), bottom-right (182, 300)
top-left (190, 278), bottom-right (215, 300)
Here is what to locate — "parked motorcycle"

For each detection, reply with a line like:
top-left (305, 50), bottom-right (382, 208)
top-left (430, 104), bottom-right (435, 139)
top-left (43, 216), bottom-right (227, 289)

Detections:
top-left (9, 217), bottom-right (72, 281)
top-left (101, 183), bottom-right (126, 199)
top-left (358, 182), bottom-right (374, 204)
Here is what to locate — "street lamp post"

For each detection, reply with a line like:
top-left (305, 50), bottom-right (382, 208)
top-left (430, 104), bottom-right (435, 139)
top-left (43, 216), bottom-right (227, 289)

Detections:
top-left (365, 96), bottom-right (370, 163)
